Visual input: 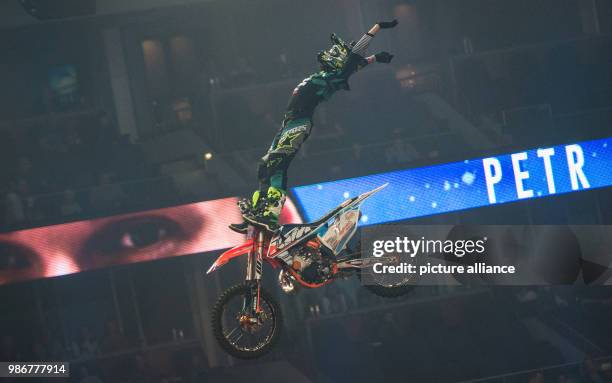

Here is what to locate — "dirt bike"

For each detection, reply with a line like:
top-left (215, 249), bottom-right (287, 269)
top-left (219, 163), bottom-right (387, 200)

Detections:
top-left (206, 184), bottom-right (413, 359)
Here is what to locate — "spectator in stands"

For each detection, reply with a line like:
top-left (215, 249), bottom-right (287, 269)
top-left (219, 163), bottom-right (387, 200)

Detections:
top-left (228, 57), bottom-right (256, 86)
top-left (348, 142), bottom-right (379, 175)
top-left (0, 335), bottom-right (20, 361)
top-left (101, 320), bottom-right (129, 353)
top-left (31, 341), bottom-right (48, 361)
top-left (369, 311), bottom-right (406, 378)
top-left (320, 292), bottom-right (332, 315)
top-left (528, 371), bottom-right (545, 383)
top-left (132, 354), bottom-right (156, 383)
top-left (17, 157), bottom-right (35, 185)
top-left (89, 173), bottom-right (126, 214)
top-left (48, 337), bottom-right (66, 360)
top-left (60, 189), bottom-right (82, 217)
top-left (581, 356), bottom-right (606, 383)
top-left (384, 129), bottom-right (418, 165)
top-left (351, 142), bottom-right (363, 161)
top-left (4, 180), bottom-right (26, 226)
top-left (79, 326), bottom-right (100, 358)
top-left (186, 353), bottom-right (208, 383)
top-left (557, 373), bottom-right (577, 383)
top-left (326, 284), bottom-right (349, 313)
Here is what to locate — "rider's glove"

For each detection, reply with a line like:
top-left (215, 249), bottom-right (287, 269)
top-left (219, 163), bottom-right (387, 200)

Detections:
top-left (375, 52), bottom-right (394, 63)
top-left (377, 19), bottom-right (398, 29)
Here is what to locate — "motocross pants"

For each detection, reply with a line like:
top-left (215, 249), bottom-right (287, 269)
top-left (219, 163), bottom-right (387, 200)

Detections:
top-left (252, 117), bottom-right (312, 218)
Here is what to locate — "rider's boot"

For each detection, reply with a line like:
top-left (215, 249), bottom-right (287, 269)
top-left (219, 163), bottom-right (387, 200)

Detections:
top-left (228, 192), bottom-right (258, 234)
top-left (242, 187), bottom-right (285, 232)
top-left (228, 221), bottom-right (249, 234)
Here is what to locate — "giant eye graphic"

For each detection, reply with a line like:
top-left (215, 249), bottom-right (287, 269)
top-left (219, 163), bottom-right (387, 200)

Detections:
top-left (80, 215), bottom-right (187, 266)
top-left (0, 242), bottom-right (42, 283)
top-left (0, 243), bottom-right (33, 271)
top-left (120, 222), bottom-right (169, 249)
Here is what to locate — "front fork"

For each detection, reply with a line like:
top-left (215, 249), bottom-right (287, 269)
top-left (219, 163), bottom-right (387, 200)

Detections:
top-left (245, 229), bottom-right (265, 314)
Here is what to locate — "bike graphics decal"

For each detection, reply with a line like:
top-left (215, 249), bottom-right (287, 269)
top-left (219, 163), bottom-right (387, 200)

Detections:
top-left (319, 206), bottom-right (360, 255)
top-left (270, 226), bottom-right (313, 253)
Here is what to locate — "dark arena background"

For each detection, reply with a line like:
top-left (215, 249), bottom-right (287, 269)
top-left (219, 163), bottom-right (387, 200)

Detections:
top-left (1, 0), bottom-right (612, 382)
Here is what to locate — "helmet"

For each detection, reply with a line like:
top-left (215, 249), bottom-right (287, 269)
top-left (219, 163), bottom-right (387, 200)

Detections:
top-left (317, 33), bottom-right (353, 72)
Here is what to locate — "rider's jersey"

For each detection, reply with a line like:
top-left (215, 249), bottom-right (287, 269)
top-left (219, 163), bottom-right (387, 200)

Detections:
top-left (285, 75), bottom-right (324, 121)
top-left (284, 53), bottom-right (368, 122)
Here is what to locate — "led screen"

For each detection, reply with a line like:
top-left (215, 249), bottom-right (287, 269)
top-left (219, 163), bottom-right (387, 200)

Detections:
top-left (48, 65), bottom-right (78, 96)
top-left (0, 197), bottom-right (301, 285)
top-left (292, 137), bottom-right (612, 225)
top-left (2, 136), bottom-right (610, 285)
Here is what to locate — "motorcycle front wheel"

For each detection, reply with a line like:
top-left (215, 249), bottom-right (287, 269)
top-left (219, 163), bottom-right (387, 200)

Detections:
top-left (212, 283), bottom-right (282, 359)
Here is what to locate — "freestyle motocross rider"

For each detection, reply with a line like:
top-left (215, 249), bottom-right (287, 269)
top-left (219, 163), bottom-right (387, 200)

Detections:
top-left (230, 20), bottom-right (399, 233)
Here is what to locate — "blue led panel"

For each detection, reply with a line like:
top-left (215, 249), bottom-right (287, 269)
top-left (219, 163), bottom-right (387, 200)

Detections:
top-left (291, 137), bottom-right (612, 225)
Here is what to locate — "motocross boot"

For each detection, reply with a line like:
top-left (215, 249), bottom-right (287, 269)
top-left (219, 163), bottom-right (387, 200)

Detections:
top-left (228, 193), bottom-right (258, 234)
top-left (228, 221), bottom-right (249, 234)
top-left (242, 187), bottom-right (285, 232)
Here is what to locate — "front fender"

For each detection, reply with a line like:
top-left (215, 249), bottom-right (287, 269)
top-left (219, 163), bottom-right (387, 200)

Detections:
top-left (206, 239), bottom-right (253, 274)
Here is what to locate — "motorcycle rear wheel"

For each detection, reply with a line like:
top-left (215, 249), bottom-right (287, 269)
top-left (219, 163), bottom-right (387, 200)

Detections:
top-left (364, 282), bottom-right (415, 298)
top-left (357, 265), bottom-right (416, 298)
top-left (212, 283), bottom-right (282, 359)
